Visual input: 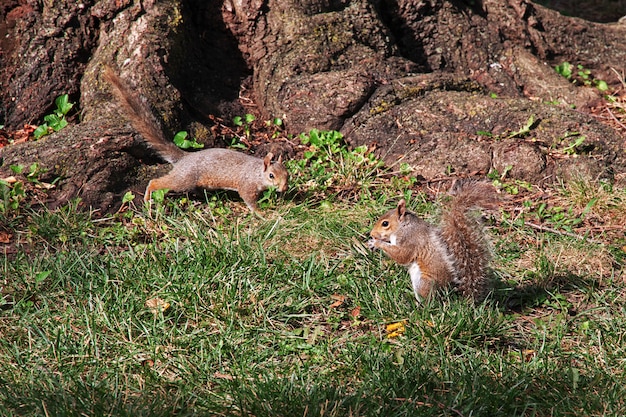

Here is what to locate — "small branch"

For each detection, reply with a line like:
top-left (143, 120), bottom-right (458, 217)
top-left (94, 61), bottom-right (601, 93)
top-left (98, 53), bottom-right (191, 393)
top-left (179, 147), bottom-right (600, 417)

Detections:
top-left (604, 106), bottom-right (626, 132)
top-left (524, 222), bottom-right (603, 244)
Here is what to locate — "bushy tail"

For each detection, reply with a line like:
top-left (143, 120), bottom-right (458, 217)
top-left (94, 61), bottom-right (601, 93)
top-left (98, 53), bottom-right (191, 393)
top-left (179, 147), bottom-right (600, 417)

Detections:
top-left (103, 66), bottom-right (185, 164)
top-left (440, 180), bottom-right (498, 300)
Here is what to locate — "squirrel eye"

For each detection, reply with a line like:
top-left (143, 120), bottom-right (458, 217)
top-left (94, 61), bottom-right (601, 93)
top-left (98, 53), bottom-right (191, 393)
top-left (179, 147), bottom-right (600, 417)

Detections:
top-left (269, 173), bottom-right (275, 179)
top-left (382, 220), bottom-right (389, 227)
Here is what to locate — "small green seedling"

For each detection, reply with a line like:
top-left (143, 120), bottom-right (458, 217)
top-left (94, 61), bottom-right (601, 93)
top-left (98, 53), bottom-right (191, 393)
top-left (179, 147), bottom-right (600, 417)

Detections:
top-left (34, 94), bottom-right (74, 139)
top-left (233, 114), bottom-right (256, 139)
top-left (488, 166), bottom-right (532, 195)
top-left (555, 62), bottom-right (609, 92)
top-left (265, 117), bottom-right (283, 138)
top-left (173, 131), bottom-right (204, 150)
top-left (0, 178), bottom-right (25, 213)
top-left (150, 189), bottom-right (168, 204)
top-left (555, 62), bottom-right (574, 79)
top-left (508, 115), bottom-right (537, 139)
top-left (122, 192), bottom-right (135, 204)
top-left (34, 270), bottom-right (52, 286)
top-left (562, 135), bottom-right (586, 155)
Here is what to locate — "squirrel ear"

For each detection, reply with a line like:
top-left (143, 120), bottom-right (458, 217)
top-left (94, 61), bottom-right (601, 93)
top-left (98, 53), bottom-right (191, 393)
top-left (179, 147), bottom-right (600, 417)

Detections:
top-left (277, 154), bottom-right (283, 164)
top-left (263, 152), bottom-right (274, 170)
top-left (397, 199), bottom-right (407, 217)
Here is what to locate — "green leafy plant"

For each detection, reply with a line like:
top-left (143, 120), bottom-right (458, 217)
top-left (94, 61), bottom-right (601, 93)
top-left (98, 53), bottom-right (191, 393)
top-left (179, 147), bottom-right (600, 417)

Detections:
top-left (507, 114), bottom-right (537, 139)
top-left (555, 61), bottom-right (574, 79)
top-left (265, 117), bottom-right (283, 139)
top-left (228, 136), bottom-right (248, 150)
top-left (475, 115), bottom-right (537, 140)
top-left (0, 177), bottom-right (26, 214)
top-left (173, 131), bottom-right (204, 149)
top-left (562, 135), bottom-right (586, 155)
top-left (0, 163), bottom-right (57, 215)
top-left (555, 62), bottom-right (609, 92)
top-left (233, 113), bottom-right (256, 139)
top-left (554, 131), bottom-right (589, 156)
top-left (286, 129), bottom-right (384, 202)
top-left (488, 166), bottom-right (532, 195)
top-left (529, 197), bottom-right (597, 232)
top-left (33, 94), bottom-right (74, 139)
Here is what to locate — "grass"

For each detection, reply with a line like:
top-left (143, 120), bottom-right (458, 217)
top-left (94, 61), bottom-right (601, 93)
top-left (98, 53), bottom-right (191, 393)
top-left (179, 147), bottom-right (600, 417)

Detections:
top-left (1, 166), bottom-right (626, 416)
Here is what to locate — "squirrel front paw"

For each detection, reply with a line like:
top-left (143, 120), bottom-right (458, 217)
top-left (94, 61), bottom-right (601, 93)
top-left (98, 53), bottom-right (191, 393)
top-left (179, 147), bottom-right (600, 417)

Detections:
top-left (367, 238), bottom-right (378, 250)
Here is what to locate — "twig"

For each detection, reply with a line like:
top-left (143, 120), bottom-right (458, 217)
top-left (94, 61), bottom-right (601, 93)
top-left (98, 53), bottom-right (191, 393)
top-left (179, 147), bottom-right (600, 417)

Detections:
top-left (524, 222), bottom-right (602, 244)
top-left (604, 106), bottom-right (626, 131)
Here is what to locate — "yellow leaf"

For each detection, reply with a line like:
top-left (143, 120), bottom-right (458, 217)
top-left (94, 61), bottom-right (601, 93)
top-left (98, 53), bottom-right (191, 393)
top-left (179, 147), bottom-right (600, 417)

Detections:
top-left (385, 321), bottom-right (407, 333)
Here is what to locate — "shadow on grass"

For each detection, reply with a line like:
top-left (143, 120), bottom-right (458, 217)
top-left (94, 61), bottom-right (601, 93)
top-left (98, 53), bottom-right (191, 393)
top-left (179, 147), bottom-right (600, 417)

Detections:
top-left (492, 270), bottom-right (597, 314)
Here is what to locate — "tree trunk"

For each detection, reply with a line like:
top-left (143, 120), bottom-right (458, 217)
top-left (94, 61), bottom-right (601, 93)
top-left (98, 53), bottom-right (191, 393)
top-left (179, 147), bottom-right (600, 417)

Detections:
top-left (1, 0), bottom-right (625, 211)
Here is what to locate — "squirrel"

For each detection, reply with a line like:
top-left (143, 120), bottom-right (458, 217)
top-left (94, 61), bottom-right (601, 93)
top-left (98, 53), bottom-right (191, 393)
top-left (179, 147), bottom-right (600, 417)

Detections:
top-left (368, 181), bottom-right (498, 302)
top-left (102, 67), bottom-right (289, 212)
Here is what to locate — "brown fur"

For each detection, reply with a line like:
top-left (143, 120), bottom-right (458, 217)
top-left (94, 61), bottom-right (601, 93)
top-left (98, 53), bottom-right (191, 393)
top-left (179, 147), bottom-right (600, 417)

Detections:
top-left (103, 66), bottom-right (289, 211)
top-left (368, 181), bottom-right (497, 301)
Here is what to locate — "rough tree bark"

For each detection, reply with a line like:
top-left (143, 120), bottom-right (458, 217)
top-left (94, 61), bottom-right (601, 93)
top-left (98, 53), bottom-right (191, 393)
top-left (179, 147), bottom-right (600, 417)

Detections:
top-left (1, 0), bottom-right (625, 212)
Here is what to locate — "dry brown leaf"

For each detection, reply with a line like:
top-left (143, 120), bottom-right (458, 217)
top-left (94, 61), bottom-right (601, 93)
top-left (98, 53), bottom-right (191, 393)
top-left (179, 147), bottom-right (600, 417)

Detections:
top-left (0, 231), bottom-right (12, 244)
top-left (145, 297), bottom-right (170, 314)
top-left (329, 294), bottom-right (346, 308)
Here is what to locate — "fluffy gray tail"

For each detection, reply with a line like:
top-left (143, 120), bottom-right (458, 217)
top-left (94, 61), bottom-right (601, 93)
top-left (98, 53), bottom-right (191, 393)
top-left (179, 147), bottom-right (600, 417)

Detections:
top-left (103, 66), bottom-right (185, 164)
top-left (440, 180), bottom-right (498, 300)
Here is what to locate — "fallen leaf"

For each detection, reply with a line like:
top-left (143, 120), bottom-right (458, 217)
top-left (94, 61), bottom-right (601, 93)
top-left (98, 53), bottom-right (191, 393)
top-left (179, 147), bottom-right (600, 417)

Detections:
top-left (350, 305), bottom-right (361, 318)
top-left (146, 297), bottom-right (170, 314)
top-left (385, 320), bottom-right (407, 333)
top-left (329, 294), bottom-right (346, 308)
top-left (35, 182), bottom-right (55, 190)
top-left (12, 124), bottom-right (37, 144)
top-left (523, 349), bottom-right (536, 362)
top-left (385, 320), bottom-right (407, 338)
top-left (0, 231), bottom-right (12, 244)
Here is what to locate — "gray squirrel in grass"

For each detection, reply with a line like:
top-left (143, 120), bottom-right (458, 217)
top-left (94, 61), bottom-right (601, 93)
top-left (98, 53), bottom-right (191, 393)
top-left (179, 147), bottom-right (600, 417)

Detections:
top-left (368, 181), bottom-right (497, 301)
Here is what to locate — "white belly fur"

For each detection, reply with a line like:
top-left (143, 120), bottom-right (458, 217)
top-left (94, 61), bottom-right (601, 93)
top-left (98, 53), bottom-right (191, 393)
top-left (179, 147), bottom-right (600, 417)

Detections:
top-left (408, 262), bottom-right (422, 301)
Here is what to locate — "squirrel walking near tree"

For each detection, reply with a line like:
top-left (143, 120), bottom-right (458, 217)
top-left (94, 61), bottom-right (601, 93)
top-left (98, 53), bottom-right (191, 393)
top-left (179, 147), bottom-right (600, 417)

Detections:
top-left (368, 181), bottom-right (498, 301)
top-left (103, 67), bottom-right (289, 212)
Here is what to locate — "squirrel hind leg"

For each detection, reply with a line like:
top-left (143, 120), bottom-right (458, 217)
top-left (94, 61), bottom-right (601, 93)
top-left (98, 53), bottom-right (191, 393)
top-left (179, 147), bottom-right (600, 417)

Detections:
top-left (144, 180), bottom-right (159, 202)
top-left (408, 262), bottom-right (434, 301)
top-left (143, 174), bottom-right (191, 202)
